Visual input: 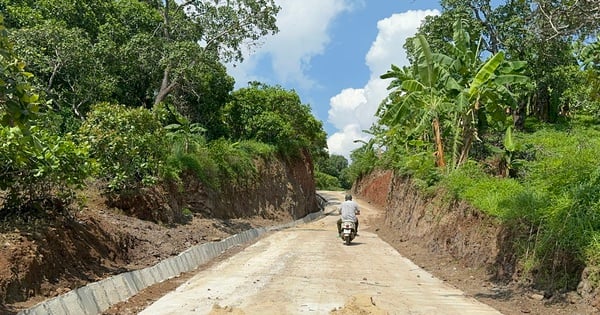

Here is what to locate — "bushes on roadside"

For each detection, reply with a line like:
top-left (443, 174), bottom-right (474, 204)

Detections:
top-left (78, 103), bottom-right (169, 192)
top-left (439, 122), bottom-right (600, 290)
top-left (0, 120), bottom-right (93, 213)
top-left (315, 171), bottom-right (342, 190)
top-left (0, 18), bottom-right (92, 214)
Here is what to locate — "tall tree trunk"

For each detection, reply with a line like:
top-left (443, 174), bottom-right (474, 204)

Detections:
top-left (154, 65), bottom-right (177, 106)
top-left (535, 83), bottom-right (550, 122)
top-left (153, 0), bottom-right (175, 107)
top-left (433, 118), bottom-right (446, 168)
top-left (457, 131), bottom-right (473, 167)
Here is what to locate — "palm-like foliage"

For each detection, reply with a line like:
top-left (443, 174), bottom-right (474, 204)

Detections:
top-left (378, 20), bottom-right (529, 170)
top-left (165, 113), bottom-right (207, 155)
top-left (379, 34), bottom-right (455, 168)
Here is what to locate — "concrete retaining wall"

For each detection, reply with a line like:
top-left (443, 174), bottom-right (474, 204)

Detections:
top-left (18, 208), bottom-right (325, 315)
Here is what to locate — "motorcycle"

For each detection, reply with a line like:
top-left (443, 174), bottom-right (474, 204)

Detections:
top-left (340, 220), bottom-right (357, 245)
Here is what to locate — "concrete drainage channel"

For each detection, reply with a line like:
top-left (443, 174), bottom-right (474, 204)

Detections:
top-left (18, 194), bottom-right (331, 315)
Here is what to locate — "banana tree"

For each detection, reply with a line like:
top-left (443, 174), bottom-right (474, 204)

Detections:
top-left (430, 20), bottom-right (528, 168)
top-left (378, 33), bottom-right (461, 168)
top-left (379, 20), bottom-right (528, 170)
top-left (163, 104), bottom-right (207, 154)
top-left (448, 52), bottom-right (528, 167)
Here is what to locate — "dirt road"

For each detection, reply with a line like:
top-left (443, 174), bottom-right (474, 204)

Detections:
top-left (139, 191), bottom-right (502, 314)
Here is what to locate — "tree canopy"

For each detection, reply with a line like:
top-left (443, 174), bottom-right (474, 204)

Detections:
top-left (409, 0), bottom-right (599, 124)
top-left (2, 0), bottom-right (279, 131)
top-left (0, 1), bottom-right (329, 214)
top-left (372, 0), bottom-right (600, 177)
top-left (225, 82), bottom-right (328, 158)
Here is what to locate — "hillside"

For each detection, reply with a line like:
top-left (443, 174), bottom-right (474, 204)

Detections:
top-left (0, 153), bottom-right (317, 314)
top-left (4, 159), bottom-right (600, 315)
top-left (354, 169), bottom-right (600, 315)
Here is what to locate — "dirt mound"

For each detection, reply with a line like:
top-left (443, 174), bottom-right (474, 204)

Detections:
top-left (330, 295), bottom-right (388, 315)
top-left (209, 304), bottom-right (246, 314)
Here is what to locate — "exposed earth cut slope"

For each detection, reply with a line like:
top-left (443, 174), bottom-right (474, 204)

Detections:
top-left (3, 161), bottom-right (600, 315)
top-left (353, 169), bottom-right (599, 315)
top-left (0, 153), bottom-right (317, 314)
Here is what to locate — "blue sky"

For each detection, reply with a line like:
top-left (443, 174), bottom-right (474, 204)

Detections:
top-left (227, 0), bottom-right (442, 159)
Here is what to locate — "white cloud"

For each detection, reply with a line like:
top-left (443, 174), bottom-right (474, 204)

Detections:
top-left (225, 4), bottom-right (440, 161)
top-left (327, 124), bottom-right (370, 158)
top-left (227, 0), bottom-right (354, 89)
top-left (326, 9), bottom-right (440, 160)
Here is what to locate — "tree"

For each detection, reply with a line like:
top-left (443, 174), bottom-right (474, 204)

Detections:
top-left (413, 0), bottom-right (585, 124)
top-left (344, 144), bottom-right (378, 184)
top-left (12, 21), bottom-right (114, 119)
top-left (4, 0), bottom-right (279, 127)
top-left (379, 21), bottom-right (528, 169)
top-left (531, 0), bottom-right (600, 39)
top-left (78, 103), bottom-right (169, 192)
top-left (225, 82), bottom-right (327, 158)
top-left (166, 47), bottom-right (235, 140)
top-left (152, 0), bottom-right (280, 106)
top-left (314, 154), bottom-right (351, 189)
top-left (379, 34), bottom-right (454, 168)
top-left (322, 155), bottom-right (349, 178)
top-left (441, 20), bottom-right (529, 166)
top-left (1, 0), bottom-right (115, 35)
top-left (0, 15), bottom-right (41, 129)
top-left (0, 16), bottom-right (92, 212)
top-left (574, 37), bottom-right (600, 116)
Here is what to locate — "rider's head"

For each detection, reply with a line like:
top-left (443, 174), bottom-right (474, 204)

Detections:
top-left (345, 194), bottom-right (352, 201)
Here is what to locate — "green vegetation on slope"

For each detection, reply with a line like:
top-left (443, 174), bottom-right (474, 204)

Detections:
top-left (344, 0), bottom-right (600, 293)
top-left (441, 119), bottom-right (600, 290)
top-left (0, 3), bottom-right (327, 222)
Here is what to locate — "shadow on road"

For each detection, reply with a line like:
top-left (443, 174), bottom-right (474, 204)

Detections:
top-left (474, 288), bottom-right (515, 301)
top-left (339, 242), bottom-right (364, 246)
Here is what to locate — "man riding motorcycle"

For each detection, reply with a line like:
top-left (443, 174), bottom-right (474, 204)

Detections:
top-left (337, 194), bottom-right (360, 236)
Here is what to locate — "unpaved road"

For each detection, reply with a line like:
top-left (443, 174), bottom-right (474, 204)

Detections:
top-left (139, 191), bottom-right (502, 314)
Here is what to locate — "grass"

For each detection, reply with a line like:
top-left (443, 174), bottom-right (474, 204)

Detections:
top-left (438, 118), bottom-right (600, 290)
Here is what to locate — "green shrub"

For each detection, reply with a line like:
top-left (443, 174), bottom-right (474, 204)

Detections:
top-left (345, 146), bottom-right (378, 184)
top-left (78, 103), bottom-right (169, 192)
top-left (225, 83), bottom-right (327, 159)
top-left (452, 123), bottom-right (600, 290)
top-left (315, 171), bottom-right (342, 190)
top-left (207, 139), bottom-right (258, 185)
top-left (392, 150), bottom-right (440, 189)
top-left (0, 123), bottom-right (93, 212)
top-left (443, 161), bottom-right (525, 217)
top-left (522, 129), bottom-right (599, 190)
top-left (1, 15), bottom-right (96, 213)
top-left (442, 160), bottom-right (486, 197)
top-left (236, 140), bottom-right (276, 158)
top-left (585, 232), bottom-right (600, 271)
top-left (166, 144), bottom-right (219, 187)
top-left (164, 119), bottom-right (275, 189)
